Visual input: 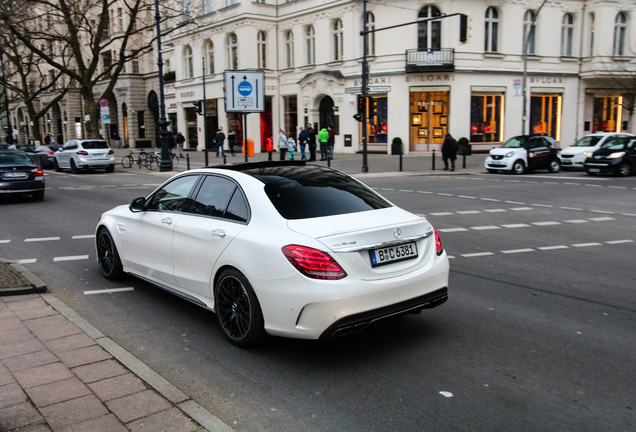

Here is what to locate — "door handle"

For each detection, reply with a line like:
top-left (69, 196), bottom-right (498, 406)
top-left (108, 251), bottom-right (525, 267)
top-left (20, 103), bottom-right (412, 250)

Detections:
top-left (211, 229), bottom-right (226, 239)
top-left (161, 217), bottom-right (173, 225)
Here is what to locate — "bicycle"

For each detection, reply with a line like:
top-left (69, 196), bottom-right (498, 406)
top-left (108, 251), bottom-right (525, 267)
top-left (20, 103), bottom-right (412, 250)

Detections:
top-left (152, 148), bottom-right (180, 168)
top-left (121, 149), bottom-right (158, 170)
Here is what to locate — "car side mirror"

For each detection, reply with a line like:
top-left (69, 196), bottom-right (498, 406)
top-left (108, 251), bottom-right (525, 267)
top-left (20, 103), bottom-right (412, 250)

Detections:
top-left (129, 197), bottom-right (147, 212)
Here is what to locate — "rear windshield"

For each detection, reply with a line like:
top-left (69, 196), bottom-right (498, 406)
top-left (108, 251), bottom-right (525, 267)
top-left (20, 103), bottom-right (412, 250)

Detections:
top-left (0, 152), bottom-right (33, 165)
top-left (81, 141), bottom-right (109, 149)
top-left (246, 165), bottom-right (392, 219)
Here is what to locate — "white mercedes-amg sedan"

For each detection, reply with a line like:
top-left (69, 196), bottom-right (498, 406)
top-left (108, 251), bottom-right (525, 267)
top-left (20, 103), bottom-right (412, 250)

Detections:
top-left (96, 162), bottom-right (449, 347)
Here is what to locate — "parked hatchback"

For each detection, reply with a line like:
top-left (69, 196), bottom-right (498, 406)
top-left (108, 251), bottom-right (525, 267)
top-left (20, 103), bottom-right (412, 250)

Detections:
top-left (584, 136), bottom-right (636, 176)
top-left (559, 132), bottom-right (633, 170)
top-left (54, 139), bottom-right (115, 173)
top-left (485, 135), bottom-right (560, 174)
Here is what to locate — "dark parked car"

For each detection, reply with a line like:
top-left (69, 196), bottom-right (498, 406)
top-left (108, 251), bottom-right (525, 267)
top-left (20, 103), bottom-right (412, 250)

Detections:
top-left (584, 136), bottom-right (636, 176)
top-left (0, 150), bottom-right (45, 201)
top-left (32, 144), bottom-right (61, 169)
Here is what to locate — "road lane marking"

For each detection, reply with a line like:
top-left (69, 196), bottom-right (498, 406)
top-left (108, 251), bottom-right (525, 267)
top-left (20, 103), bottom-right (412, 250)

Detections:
top-left (0, 239), bottom-right (10, 244)
top-left (572, 243), bottom-right (602, 248)
top-left (17, 258), bottom-right (37, 264)
top-left (84, 287), bottom-right (134, 295)
top-left (462, 252), bottom-right (495, 257)
top-left (539, 245), bottom-right (569, 250)
top-left (53, 255), bottom-right (90, 262)
top-left (72, 235), bottom-right (95, 239)
top-left (502, 248), bottom-right (534, 254)
top-left (471, 226), bottom-right (500, 230)
top-left (25, 237), bottom-right (61, 242)
top-left (606, 239), bottom-right (633, 245)
top-left (439, 228), bottom-right (469, 233)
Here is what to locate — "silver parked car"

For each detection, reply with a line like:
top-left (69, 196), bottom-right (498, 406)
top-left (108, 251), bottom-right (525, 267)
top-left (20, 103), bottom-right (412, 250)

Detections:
top-left (54, 139), bottom-right (115, 173)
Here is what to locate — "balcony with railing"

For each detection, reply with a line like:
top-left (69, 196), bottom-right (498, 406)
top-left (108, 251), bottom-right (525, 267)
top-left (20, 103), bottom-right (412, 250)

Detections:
top-left (405, 48), bottom-right (454, 72)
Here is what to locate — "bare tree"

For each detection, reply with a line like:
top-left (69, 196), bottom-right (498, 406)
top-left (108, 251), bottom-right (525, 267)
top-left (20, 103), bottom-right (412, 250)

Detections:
top-left (0, 0), bottom-right (191, 139)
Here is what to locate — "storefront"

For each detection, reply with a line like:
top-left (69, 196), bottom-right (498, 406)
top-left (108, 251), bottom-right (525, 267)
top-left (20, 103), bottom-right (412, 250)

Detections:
top-left (530, 91), bottom-right (562, 141)
top-left (470, 88), bottom-right (504, 143)
top-left (409, 87), bottom-right (449, 150)
top-left (592, 95), bottom-right (623, 133)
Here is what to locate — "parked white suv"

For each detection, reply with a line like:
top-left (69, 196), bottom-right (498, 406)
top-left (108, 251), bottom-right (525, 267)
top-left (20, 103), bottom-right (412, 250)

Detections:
top-left (485, 135), bottom-right (560, 174)
top-left (559, 132), bottom-right (634, 170)
top-left (54, 139), bottom-right (115, 173)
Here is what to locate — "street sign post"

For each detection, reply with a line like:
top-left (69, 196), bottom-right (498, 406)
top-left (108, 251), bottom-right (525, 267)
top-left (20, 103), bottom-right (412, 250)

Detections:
top-left (224, 70), bottom-right (265, 113)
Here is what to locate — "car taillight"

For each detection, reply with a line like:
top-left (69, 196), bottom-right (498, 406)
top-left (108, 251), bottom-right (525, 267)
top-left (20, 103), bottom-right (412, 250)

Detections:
top-left (108, 149), bottom-right (114, 154)
top-left (434, 228), bottom-right (444, 256)
top-left (45, 152), bottom-right (54, 155)
top-left (282, 245), bottom-right (347, 280)
top-left (32, 167), bottom-right (44, 177)
top-left (77, 150), bottom-right (89, 155)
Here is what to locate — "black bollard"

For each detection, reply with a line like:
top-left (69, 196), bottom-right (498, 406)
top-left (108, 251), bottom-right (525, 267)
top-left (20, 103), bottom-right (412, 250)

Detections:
top-left (462, 152), bottom-right (467, 169)
top-left (186, 153), bottom-right (190, 170)
top-left (399, 153), bottom-right (403, 172)
top-left (432, 150), bottom-right (436, 170)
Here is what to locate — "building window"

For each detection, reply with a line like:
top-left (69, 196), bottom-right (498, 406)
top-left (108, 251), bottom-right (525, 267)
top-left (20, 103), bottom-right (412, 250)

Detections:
top-left (283, 96), bottom-right (297, 138)
top-left (561, 13), bottom-right (574, 56)
top-left (226, 0), bottom-right (237, 6)
top-left (205, 39), bottom-right (214, 74)
top-left (484, 7), bottom-right (499, 53)
top-left (589, 12), bottom-right (595, 56)
top-left (613, 12), bottom-right (627, 56)
top-left (333, 19), bottom-right (343, 61)
top-left (365, 12), bottom-right (375, 56)
top-left (418, 6), bottom-right (441, 50)
top-left (138, 111), bottom-right (146, 138)
top-left (132, 60), bottom-right (140, 74)
top-left (593, 96), bottom-right (623, 132)
top-left (285, 30), bottom-right (294, 68)
top-left (523, 10), bottom-right (536, 55)
top-left (203, 0), bottom-right (213, 14)
top-left (257, 31), bottom-right (267, 68)
top-left (470, 93), bottom-right (503, 143)
top-left (118, 8), bottom-right (124, 32)
top-left (227, 33), bottom-right (238, 69)
top-left (184, 45), bottom-right (193, 78)
top-left (530, 94), bottom-right (562, 141)
top-left (305, 25), bottom-right (315, 65)
top-left (409, 90), bottom-right (449, 150)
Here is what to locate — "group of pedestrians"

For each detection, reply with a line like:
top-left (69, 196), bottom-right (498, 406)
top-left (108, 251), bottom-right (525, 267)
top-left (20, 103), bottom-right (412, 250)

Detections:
top-left (272, 124), bottom-right (335, 162)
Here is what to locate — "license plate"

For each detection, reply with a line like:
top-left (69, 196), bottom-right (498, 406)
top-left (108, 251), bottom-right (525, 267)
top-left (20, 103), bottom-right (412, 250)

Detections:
top-left (370, 242), bottom-right (418, 267)
top-left (589, 168), bottom-right (600, 173)
top-left (92, 153), bottom-right (105, 158)
top-left (2, 172), bottom-right (27, 179)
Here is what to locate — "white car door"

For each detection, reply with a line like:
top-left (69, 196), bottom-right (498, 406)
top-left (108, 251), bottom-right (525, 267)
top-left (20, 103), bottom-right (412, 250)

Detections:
top-left (171, 175), bottom-right (249, 298)
top-left (58, 141), bottom-right (77, 168)
top-left (120, 175), bottom-right (201, 287)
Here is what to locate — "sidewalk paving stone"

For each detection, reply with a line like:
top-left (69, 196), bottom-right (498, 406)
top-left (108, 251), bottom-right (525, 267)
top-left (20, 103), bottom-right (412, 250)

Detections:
top-left (88, 373), bottom-right (148, 402)
top-left (25, 376), bottom-right (92, 408)
top-left (13, 361), bottom-right (75, 389)
top-left (56, 344), bottom-right (112, 368)
top-left (72, 358), bottom-right (128, 384)
top-left (40, 394), bottom-right (109, 430)
top-left (106, 389), bottom-right (172, 423)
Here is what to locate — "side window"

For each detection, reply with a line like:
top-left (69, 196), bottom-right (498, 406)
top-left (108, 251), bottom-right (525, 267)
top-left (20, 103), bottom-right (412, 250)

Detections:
top-left (190, 176), bottom-right (247, 222)
top-left (146, 175), bottom-right (199, 212)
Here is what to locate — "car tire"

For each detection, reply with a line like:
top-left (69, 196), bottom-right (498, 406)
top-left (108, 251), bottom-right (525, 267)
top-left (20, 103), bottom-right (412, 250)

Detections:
top-left (70, 159), bottom-right (80, 174)
top-left (53, 159), bottom-right (62, 172)
top-left (487, 169), bottom-right (497, 174)
top-left (618, 162), bottom-right (630, 177)
top-left (105, 164), bottom-right (115, 173)
top-left (32, 190), bottom-right (44, 201)
top-left (586, 170), bottom-right (596, 176)
top-left (215, 269), bottom-right (267, 347)
top-left (547, 158), bottom-right (561, 173)
top-left (512, 160), bottom-right (526, 175)
top-left (96, 228), bottom-right (124, 281)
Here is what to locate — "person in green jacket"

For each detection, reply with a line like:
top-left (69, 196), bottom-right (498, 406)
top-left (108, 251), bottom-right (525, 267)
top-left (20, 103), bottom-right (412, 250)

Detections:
top-left (318, 127), bottom-right (329, 161)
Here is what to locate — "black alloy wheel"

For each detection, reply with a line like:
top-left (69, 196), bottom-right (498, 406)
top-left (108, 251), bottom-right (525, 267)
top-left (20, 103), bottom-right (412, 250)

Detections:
top-left (618, 162), bottom-right (630, 177)
top-left (215, 269), bottom-right (266, 347)
top-left (70, 159), bottom-right (80, 174)
top-left (96, 228), bottom-right (124, 280)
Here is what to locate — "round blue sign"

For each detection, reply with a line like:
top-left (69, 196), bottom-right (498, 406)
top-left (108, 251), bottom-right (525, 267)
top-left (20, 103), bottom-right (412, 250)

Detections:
top-left (237, 81), bottom-right (252, 96)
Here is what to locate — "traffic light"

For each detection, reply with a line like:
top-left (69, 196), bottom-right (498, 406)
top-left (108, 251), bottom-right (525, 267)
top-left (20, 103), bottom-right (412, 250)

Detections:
top-left (354, 95), bottom-right (364, 122)
top-left (459, 14), bottom-right (468, 43)
top-left (192, 100), bottom-right (203, 115)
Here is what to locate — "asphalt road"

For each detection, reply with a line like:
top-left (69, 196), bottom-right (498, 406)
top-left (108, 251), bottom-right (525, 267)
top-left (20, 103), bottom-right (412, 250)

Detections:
top-left (1, 166), bottom-right (634, 432)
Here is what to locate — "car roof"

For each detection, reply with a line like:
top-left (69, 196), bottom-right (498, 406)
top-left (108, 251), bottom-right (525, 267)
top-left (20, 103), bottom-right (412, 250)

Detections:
top-left (204, 161), bottom-right (353, 184)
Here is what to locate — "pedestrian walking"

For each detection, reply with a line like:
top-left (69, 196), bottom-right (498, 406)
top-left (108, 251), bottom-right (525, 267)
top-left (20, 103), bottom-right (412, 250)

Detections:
top-left (278, 129), bottom-right (288, 161)
top-left (287, 134), bottom-right (297, 160)
top-left (318, 127), bottom-right (329, 161)
top-left (266, 134), bottom-right (274, 161)
top-left (307, 125), bottom-right (317, 162)
top-left (327, 126), bottom-right (335, 160)
top-left (176, 132), bottom-right (185, 157)
top-left (216, 126), bottom-right (226, 158)
top-left (442, 133), bottom-right (459, 171)
top-left (298, 127), bottom-right (308, 160)
top-left (228, 130), bottom-right (237, 156)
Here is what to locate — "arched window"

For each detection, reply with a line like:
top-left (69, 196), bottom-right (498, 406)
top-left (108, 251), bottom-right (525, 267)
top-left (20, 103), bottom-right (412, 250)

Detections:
top-left (257, 31), bottom-right (267, 68)
top-left (205, 39), bottom-right (214, 74)
top-left (523, 10), bottom-right (536, 55)
top-left (227, 33), bottom-right (238, 69)
top-left (484, 7), bottom-right (499, 53)
top-left (589, 13), bottom-right (595, 56)
top-left (285, 30), bottom-right (294, 68)
top-left (305, 25), bottom-right (315, 65)
top-left (561, 13), bottom-right (574, 56)
top-left (184, 45), bottom-right (193, 78)
top-left (365, 12), bottom-right (375, 56)
top-left (613, 12), bottom-right (627, 56)
top-left (418, 5), bottom-right (441, 50)
top-left (333, 19), bottom-right (343, 60)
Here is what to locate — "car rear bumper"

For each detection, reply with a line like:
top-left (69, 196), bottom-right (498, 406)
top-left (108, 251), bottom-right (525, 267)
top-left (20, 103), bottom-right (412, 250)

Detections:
top-left (0, 180), bottom-right (45, 194)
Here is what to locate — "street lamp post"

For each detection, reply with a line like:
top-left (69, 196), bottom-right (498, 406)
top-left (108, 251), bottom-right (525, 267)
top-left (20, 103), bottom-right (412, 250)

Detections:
top-left (522, 0), bottom-right (548, 135)
top-left (154, 0), bottom-right (172, 172)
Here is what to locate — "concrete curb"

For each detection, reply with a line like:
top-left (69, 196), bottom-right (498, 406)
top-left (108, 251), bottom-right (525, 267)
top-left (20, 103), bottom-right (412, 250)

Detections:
top-left (0, 259), bottom-right (47, 296)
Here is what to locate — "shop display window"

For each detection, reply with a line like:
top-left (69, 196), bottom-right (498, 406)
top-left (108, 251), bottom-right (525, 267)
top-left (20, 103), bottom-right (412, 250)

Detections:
top-left (470, 94), bottom-right (503, 143)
